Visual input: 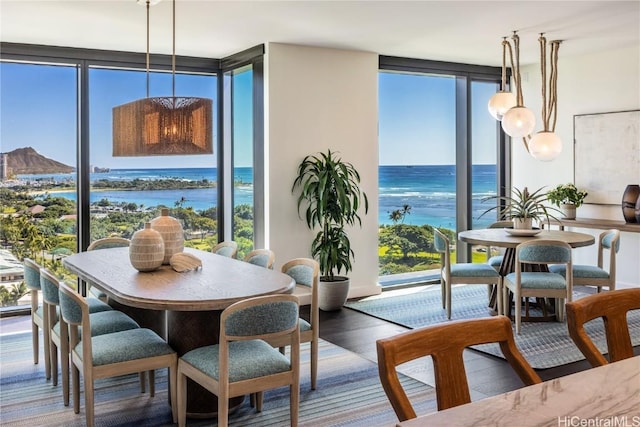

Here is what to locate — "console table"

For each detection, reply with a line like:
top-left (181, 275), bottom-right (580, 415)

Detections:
top-left (542, 217), bottom-right (640, 233)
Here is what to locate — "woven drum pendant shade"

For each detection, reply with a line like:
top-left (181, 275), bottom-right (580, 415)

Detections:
top-left (113, 96), bottom-right (213, 156)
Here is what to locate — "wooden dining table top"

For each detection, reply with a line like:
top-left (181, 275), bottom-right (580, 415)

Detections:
top-left (397, 356), bottom-right (640, 427)
top-left (458, 228), bottom-right (595, 249)
top-left (63, 247), bottom-right (295, 311)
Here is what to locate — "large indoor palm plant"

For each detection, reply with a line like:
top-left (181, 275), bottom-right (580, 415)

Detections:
top-left (292, 150), bottom-right (368, 310)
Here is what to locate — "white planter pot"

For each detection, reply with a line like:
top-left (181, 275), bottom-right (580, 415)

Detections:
top-left (512, 218), bottom-right (532, 230)
top-left (560, 203), bottom-right (576, 219)
top-left (318, 277), bottom-right (350, 311)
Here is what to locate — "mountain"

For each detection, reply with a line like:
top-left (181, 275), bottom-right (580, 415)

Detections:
top-left (4, 147), bottom-right (74, 175)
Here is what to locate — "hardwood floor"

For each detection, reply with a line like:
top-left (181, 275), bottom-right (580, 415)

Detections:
top-left (310, 299), bottom-right (607, 401)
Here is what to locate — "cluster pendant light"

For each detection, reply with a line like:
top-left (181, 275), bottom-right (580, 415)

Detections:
top-left (112, 0), bottom-right (213, 157)
top-left (489, 31), bottom-right (562, 162)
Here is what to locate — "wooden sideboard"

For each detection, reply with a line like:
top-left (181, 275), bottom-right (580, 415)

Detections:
top-left (543, 217), bottom-right (640, 233)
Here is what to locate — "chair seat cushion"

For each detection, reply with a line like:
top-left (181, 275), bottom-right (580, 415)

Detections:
top-left (87, 297), bottom-right (113, 314)
top-left (75, 328), bottom-right (175, 366)
top-left (548, 264), bottom-right (610, 279)
top-left (181, 339), bottom-right (291, 382)
top-left (451, 263), bottom-right (501, 278)
top-left (505, 272), bottom-right (567, 289)
top-left (54, 312), bottom-right (138, 338)
top-left (487, 255), bottom-right (503, 268)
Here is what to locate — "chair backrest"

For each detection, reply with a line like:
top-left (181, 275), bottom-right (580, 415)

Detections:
top-left (40, 267), bottom-right (61, 306)
top-left (515, 239), bottom-right (572, 265)
top-left (377, 316), bottom-right (541, 421)
top-left (212, 241), bottom-right (238, 259)
top-left (58, 279), bottom-right (92, 362)
top-left (282, 257), bottom-right (320, 325)
top-left (433, 228), bottom-right (451, 274)
top-left (87, 237), bottom-right (130, 251)
top-left (566, 288), bottom-right (640, 367)
top-left (486, 221), bottom-right (512, 261)
top-left (243, 249), bottom-right (275, 269)
top-left (221, 294), bottom-right (300, 341)
top-left (23, 258), bottom-right (41, 291)
top-left (598, 229), bottom-right (620, 277)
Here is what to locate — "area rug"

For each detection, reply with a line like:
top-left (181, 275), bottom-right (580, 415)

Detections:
top-left (0, 330), bottom-right (436, 426)
top-left (345, 285), bottom-right (640, 369)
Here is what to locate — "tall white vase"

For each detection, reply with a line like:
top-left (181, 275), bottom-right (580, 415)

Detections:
top-left (150, 208), bottom-right (184, 264)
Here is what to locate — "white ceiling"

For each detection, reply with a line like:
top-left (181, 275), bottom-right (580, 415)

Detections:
top-left (1, 0), bottom-right (638, 67)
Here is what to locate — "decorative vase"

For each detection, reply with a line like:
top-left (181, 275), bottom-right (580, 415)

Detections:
top-left (129, 222), bottom-right (165, 272)
top-left (150, 208), bottom-right (184, 264)
top-left (560, 203), bottom-right (576, 220)
top-left (318, 277), bottom-right (350, 311)
top-left (512, 218), bottom-right (532, 230)
top-left (621, 184), bottom-right (640, 223)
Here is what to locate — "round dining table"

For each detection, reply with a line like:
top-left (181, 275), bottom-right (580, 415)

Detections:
top-left (457, 228), bottom-right (595, 320)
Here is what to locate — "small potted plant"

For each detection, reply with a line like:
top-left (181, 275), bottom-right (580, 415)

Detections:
top-left (546, 183), bottom-right (588, 219)
top-left (480, 186), bottom-right (561, 229)
top-left (292, 149), bottom-right (368, 311)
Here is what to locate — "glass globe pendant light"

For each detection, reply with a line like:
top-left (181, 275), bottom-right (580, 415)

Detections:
top-left (487, 37), bottom-right (517, 121)
top-left (500, 32), bottom-right (536, 139)
top-left (529, 36), bottom-right (562, 161)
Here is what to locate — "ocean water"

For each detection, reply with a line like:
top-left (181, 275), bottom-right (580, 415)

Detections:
top-left (24, 165), bottom-right (498, 229)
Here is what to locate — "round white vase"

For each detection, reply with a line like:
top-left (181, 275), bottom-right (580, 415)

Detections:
top-left (150, 208), bottom-right (184, 264)
top-left (129, 222), bottom-right (165, 272)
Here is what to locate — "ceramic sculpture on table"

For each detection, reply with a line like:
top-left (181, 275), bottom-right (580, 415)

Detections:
top-left (150, 208), bottom-right (185, 264)
top-left (129, 222), bottom-right (165, 272)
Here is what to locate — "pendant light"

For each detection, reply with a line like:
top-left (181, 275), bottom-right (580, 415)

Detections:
top-left (501, 32), bottom-right (536, 140)
top-left (528, 35), bottom-right (562, 161)
top-left (112, 0), bottom-right (213, 157)
top-left (487, 37), bottom-right (517, 121)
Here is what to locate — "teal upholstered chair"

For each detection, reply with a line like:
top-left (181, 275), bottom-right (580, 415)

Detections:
top-left (58, 280), bottom-right (177, 427)
top-left (212, 240), bottom-right (238, 259)
top-left (86, 237), bottom-right (131, 301)
top-left (243, 248), bottom-right (276, 269)
top-left (177, 294), bottom-right (300, 427)
top-left (486, 220), bottom-right (514, 270)
top-left (40, 268), bottom-right (139, 406)
top-left (504, 240), bottom-right (573, 334)
top-left (266, 258), bottom-right (320, 390)
top-left (549, 229), bottom-right (620, 292)
top-left (23, 258), bottom-right (51, 379)
top-left (434, 229), bottom-right (501, 319)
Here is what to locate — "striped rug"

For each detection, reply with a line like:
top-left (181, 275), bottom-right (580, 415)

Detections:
top-left (345, 285), bottom-right (640, 369)
top-left (0, 330), bottom-right (436, 426)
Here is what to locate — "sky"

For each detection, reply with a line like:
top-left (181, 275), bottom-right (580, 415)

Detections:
top-left (1, 62), bottom-right (496, 170)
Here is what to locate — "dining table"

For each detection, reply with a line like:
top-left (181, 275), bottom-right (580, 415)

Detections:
top-left (458, 228), bottom-right (595, 320)
top-left (396, 355), bottom-right (640, 426)
top-left (63, 246), bottom-right (295, 419)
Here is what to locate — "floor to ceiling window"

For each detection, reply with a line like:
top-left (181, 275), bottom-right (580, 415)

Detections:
top-left (0, 61), bottom-right (78, 307)
top-left (378, 58), bottom-right (506, 285)
top-left (88, 67), bottom-right (217, 250)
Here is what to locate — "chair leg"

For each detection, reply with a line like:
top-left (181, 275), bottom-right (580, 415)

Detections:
top-left (290, 383), bottom-right (299, 427)
top-left (310, 339), bottom-right (318, 390)
top-left (139, 371), bottom-right (146, 393)
top-left (496, 281), bottom-right (503, 316)
top-left (256, 391), bottom-right (264, 412)
top-left (440, 278), bottom-right (445, 309)
top-left (168, 364), bottom-right (177, 424)
top-left (48, 306), bottom-right (58, 387)
top-left (61, 337), bottom-right (70, 406)
top-left (218, 389), bottom-right (229, 427)
top-left (72, 363), bottom-right (80, 414)
top-left (149, 370), bottom-right (156, 396)
top-left (42, 307), bottom-right (52, 381)
top-left (177, 369), bottom-right (187, 427)
top-left (31, 319), bottom-right (39, 365)
top-left (515, 291), bottom-right (522, 335)
top-left (446, 281), bottom-right (452, 320)
top-left (84, 372), bottom-right (95, 427)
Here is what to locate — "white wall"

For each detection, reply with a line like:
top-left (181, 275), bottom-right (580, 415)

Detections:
top-left (514, 44), bottom-right (640, 287)
top-left (265, 43), bottom-right (381, 299)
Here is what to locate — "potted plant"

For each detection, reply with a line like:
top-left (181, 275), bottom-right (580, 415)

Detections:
top-left (546, 183), bottom-right (588, 219)
top-left (292, 149), bottom-right (368, 311)
top-left (480, 186), bottom-right (561, 229)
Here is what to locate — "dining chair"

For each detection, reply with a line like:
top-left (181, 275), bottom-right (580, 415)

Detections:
top-left (243, 248), bottom-right (276, 269)
top-left (485, 220), bottom-right (514, 270)
top-left (265, 258), bottom-right (320, 390)
top-left (566, 288), bottom-right (640, 367)
top-left (58, 280), bottom-right (177, 427)
top-left (40, 268), bottom-right (140, 406)
top-left (503, 239), bottom-right (573, 334)
top-left (433, 228), bottom-right (501, 319)
top-left (212, 240), bottom-right (239, 259)
top-left (23, 258), bottom-right (51, 379)
top-left (86, 237), bottom-right (131, 301)
top-left (549, 229), bottom-right (620, 292)
top-left (376, 316), bottom-right (541, 421)
top-left (176, 294), bottom-right (300, 427)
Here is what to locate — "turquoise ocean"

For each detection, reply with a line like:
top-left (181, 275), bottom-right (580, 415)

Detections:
top-left (25, 165), bottom-right (497, 229)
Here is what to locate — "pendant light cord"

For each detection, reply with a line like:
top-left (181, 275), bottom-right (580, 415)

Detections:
top-left (172, 0), bottom-right (176, 100)
top-left (539, 34), bottom-right (561, 132)
top-left (145, 0), bottom-right (150, 98)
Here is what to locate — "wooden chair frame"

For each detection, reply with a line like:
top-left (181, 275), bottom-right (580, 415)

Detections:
top-left (243, 248), bottom-right (276, 269)
top-left (376, 316), bottom-right (540, 421)
top-left (566, 288), bottom-right (640, 367)
top-left (576, 229), bottom-right (620, 292)
top-left (434, 229), bottom-right (501, 319)
top-left (23, 258), bottom-right (50, 379)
